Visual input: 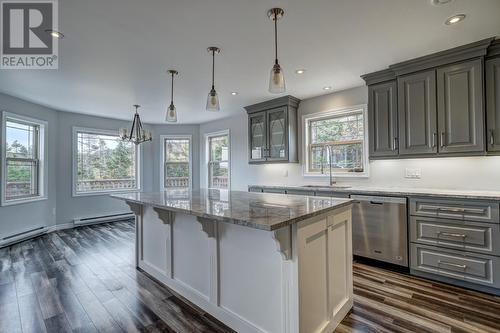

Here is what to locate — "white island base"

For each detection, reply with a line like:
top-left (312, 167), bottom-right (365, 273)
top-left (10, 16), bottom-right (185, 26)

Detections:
top-left (125, 202), bottom-right (353, 333)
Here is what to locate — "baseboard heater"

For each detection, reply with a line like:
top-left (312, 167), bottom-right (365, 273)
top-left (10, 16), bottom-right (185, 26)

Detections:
top-left (1, 225), bottom-right (46, 248)
top-left (73, 212), bottom-right (135, 226)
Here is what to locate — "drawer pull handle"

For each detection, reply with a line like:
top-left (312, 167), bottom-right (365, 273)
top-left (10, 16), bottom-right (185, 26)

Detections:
top-left (437, 260), bottom-right (467, 270)
top-left (437, 231), bottom-right (467, 239)
top-left (420, 205), bottom-right (485, 215)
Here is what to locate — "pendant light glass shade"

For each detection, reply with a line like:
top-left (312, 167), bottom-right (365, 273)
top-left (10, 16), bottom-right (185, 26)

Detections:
top-left (166, 70), bottom-right (178, 122)
top-left (206, 47), bottom-right (221, 111)
top-left (268, 8), bottom-right (285, 94)
top-left (166, 103), bottom-right (177, 122)
top-left (269, 63), bottom-right (285, 93)
top-left (206, 88), bottom-right (220, 111)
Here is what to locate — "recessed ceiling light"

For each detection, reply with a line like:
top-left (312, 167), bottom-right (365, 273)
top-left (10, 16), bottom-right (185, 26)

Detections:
top-left (323, 86), bottom-right (332, 91)
top-left (431, 0), bottom-right (453, 6)
top-left (45, 29), bottom-right (64, 38)
top-left (295, 69), bottom-right (306, 74)
top-left (445, 14), bottom-right (466, 25)
top-left (230, 92), bottom-right (238, 96)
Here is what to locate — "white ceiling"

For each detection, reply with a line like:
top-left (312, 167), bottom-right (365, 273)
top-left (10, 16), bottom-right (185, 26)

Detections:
top-left (1, 0), bottom-right (499, 124)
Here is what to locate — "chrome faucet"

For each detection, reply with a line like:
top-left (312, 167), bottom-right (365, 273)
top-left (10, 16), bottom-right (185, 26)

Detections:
top-left (321, 145), bottom-right (336, 186)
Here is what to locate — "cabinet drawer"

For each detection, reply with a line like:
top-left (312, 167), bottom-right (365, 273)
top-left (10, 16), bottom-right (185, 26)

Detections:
top-left (263, 188), bottom-right (286, 194)
top-left (286, 190), bottom-right (315, 196)
top-left (410, 197), bottom-right (499, 223)
top-left (411, 244), bottom-right (500, 288)
top-left (410, 216), bottom-right (500, 255)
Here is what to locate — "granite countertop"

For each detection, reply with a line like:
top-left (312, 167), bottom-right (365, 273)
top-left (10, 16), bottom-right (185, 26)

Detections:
top-left (111, 189), bottom-right (352, 231)
top-left (249, 185), bottom-right (500, 201)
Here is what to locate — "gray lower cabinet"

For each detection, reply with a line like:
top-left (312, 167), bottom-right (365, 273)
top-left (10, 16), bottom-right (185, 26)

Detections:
top-left (410, 216), bottom-right (500, 255)
top-left (486, 57), bottom-right (500, 153)
top-left (368, 81), bottom-right (399, 158)
top-left (409, 197), bottom-right (500, 294)
top-left (398, 70), bottom-right (437, 156)
top-left (437, 59), bottom-right (485, 154)
top-left (411, 243), bottom-right (500, 289)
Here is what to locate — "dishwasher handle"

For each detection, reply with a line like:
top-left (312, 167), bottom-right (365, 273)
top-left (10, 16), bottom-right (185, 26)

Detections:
top-left (350, 195), bottom-right (407, 205)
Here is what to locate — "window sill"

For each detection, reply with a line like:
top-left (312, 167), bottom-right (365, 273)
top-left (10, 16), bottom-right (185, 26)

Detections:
top-left (1, 195), bottom-right (48, 207)
top-left (72, 188), bottom-right (140, 197)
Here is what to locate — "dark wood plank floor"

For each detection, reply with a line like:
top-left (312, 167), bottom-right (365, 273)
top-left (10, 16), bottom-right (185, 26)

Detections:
top-left (1, 221), bottom-right (500, 333)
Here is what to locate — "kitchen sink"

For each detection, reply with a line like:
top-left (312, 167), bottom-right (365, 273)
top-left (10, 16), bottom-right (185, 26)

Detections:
top-left (302, 185), bottom-right (351, 189)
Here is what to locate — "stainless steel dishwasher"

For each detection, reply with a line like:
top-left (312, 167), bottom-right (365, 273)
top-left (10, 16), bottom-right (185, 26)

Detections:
top-left (351, 195), bottom-right (408, 267)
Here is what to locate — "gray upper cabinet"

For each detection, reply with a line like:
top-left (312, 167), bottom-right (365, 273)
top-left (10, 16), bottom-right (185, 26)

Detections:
top-left (486, 57), bottom-right (500, 153)
top-left (398, 70), bottom-right (438, 156)
top-left (245, 96), bottom-right (300, 164)
top-left (362, 37), bottom-right (495, 160)
top-left (368, 81), bottom-right (399, 158)
top-left (437, 59), bottom-right (484, 154)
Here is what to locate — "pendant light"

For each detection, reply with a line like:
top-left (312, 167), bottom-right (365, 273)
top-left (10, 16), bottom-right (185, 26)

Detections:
top-left (119, 105), bottom-right (152, 145)
top-left (166, 70), bottom-right (178, 122)
top-left (206, 46), bottom-right (221, 111)
top-left (268, 8), bottom-right (285, 94)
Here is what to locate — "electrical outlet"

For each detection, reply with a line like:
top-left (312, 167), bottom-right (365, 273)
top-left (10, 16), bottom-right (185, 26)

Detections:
top-left (405, 168), bottom-right (421, 179)
top-left (283, 169), bottom-right (288, 177)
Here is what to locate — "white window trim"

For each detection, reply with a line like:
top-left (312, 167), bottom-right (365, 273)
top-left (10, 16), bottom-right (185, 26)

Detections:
top-left (1, 111), bottom-right (48, 206)
top-left (72, 126), bottom-right (141, 197)
top-left (205, 129), bottom-right (231, 190)
top-left (302, 104), bottom-right (369, 178)
top-left (160, 134), bottom-right (193, 191)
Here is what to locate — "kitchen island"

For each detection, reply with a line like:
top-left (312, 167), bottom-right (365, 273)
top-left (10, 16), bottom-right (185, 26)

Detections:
top-left (112, 189), bottom-right (353, 333)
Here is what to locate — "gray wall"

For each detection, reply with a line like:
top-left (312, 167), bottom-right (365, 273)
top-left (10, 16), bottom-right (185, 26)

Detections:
top-left (0, 93), bottom-right (58, 237)
top-left (0, 92), bottom-right (200, 239)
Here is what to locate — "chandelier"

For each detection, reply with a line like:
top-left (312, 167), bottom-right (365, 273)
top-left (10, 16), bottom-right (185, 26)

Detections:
top-left (119, 104), bottom-right (152, 145)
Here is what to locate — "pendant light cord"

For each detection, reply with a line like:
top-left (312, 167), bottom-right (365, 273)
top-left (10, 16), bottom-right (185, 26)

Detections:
top-left (274, 12), bottom-right (278, 64)
top-left (211, 49), bottom-right (215, 89)
top-left (171, 72), bottom-right (174, 104)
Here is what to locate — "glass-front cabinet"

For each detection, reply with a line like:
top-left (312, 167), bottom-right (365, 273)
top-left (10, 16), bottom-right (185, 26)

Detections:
top-left (245, 96), bottom-right (300, 164)
top-left (249, 112), bottom-right (267, 162)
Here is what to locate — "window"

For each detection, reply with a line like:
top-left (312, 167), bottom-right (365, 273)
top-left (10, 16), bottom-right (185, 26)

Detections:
top-left (1, 112), bottom-right (47, 205)
top-left (161, 135), bottom-right (192, 189)
top-left (207, 131), bottom-right (230, 189)
top-left (73, 128), bottom-right (139, 195)
top-left (304, 106), bottom-right (368, 176)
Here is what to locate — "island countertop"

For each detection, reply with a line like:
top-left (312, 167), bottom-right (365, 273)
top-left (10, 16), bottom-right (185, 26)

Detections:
top-left (111, 189), bottom-right (352, 231)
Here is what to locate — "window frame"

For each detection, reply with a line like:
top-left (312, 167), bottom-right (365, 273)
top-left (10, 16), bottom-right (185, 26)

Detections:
top-left (302, 105), bottom-right (369, 178)
top-left (160, 134), bottom-right (193, 190)
top-left (205, 129), bottom-right (231, 190)
top-left (72, 126), bottom-right (141, 197)
top-left (1, 111), bottom-right (48, 206)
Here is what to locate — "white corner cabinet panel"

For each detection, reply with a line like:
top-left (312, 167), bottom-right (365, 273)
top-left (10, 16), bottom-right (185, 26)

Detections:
top-left (124, 202), bottom-right (353, 333)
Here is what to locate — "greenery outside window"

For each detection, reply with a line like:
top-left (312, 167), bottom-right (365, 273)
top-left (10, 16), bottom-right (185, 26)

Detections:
top-left (73, 128), bottom-right (139, 195)
top-left (161, 135), bottom-right (192, 189)
top-left (304, 106), bottom-right (368, 177)
top-left (1, 112), bottom-right (47, 205)
top-left (207, 131), bottom-right (230, 189)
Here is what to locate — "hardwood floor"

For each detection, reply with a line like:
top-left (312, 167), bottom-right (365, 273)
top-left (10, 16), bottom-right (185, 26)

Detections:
top-left (1, 221), bottom-right (500, 333)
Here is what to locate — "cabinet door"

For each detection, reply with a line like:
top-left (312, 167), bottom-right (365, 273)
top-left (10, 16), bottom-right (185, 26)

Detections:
top-left (267, 107), bottom-right (288, 161)
top-left (248, 112), bottom-right (267, 162)
top-left (486, 57), bottom-right (500, 153)
top-left (437, 59), bottom-right (484, 154)
top-left (368, 81), bottom-right (398, 158)
top-left (398, 70), bottom-right (438, 155)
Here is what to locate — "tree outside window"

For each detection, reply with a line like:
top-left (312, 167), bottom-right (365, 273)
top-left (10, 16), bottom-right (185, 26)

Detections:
top-left (75, 130), bottom-right (138, 194)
